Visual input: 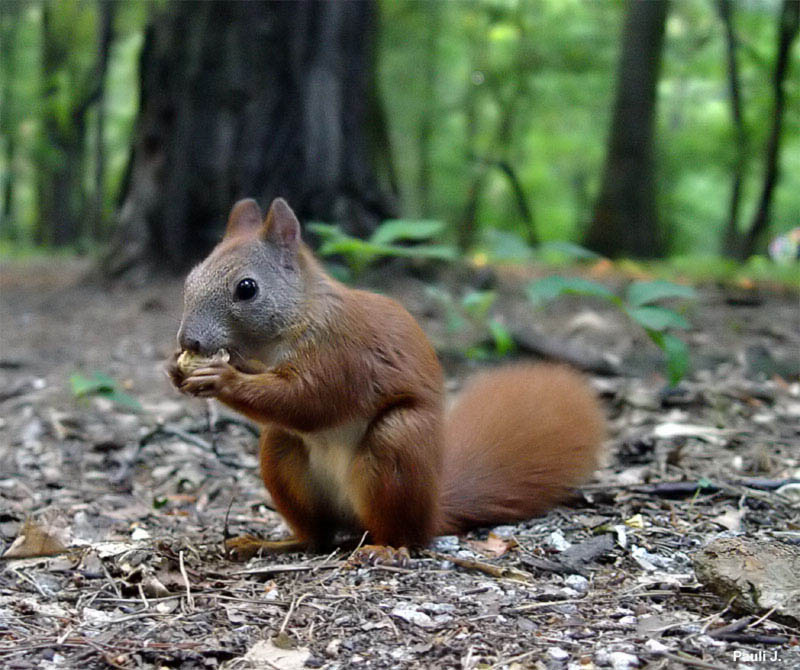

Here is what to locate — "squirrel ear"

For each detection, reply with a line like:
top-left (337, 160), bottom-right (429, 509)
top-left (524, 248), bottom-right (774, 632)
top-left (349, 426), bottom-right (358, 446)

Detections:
top-left (225, 199), bottom-right (263, 238)
top-left (263, 198), bottom-right (301, 247)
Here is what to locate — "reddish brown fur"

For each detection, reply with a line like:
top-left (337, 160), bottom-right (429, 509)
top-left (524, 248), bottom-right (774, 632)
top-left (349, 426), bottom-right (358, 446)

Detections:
top-left (174, 199), bottom-right (606, 550)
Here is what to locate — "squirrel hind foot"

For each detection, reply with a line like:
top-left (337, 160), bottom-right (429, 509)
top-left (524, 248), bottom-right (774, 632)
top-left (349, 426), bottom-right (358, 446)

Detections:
top-left (224, 535), bottom-right (308, 561)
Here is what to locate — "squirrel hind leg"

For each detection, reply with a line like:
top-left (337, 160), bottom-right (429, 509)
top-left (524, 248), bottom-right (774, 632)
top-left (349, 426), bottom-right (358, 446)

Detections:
top-left (258, 427), bottom-right (341, 549)
top-left (349, 404), bottom-right (443, 548)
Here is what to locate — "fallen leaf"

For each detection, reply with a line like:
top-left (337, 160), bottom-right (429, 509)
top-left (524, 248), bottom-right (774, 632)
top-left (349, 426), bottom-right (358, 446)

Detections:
top-left (711, 508), bottom-right (744, 532)
top-left (239, 639), bottom-right (311, 670)
top-left (2, 519), bottom-right (67, 559)
top-left (468, 532), bottom-right (517, 557)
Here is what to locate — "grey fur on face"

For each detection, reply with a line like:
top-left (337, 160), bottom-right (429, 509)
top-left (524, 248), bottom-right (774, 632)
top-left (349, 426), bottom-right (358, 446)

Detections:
top-left (177, 236), bottom-right (303, 359)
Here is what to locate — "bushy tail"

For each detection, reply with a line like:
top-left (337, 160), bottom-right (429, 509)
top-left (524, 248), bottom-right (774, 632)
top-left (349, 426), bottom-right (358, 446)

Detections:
top-left (437, 363), bottom-right (606, 535)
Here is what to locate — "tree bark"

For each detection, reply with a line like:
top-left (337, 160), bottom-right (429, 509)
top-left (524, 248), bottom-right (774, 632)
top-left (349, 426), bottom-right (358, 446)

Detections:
top-left (738, 0), bottom-right (799, 260)
top-left (585, 0), bottom-right (668, 258)
top-left (717, 0), bottom-right (748, 258)
top-left (105, 0), bottom-right (396, 277)
top-left (38, 2), bottom-right (114, 248)
top-left (0, 1), bottom-right (19, 240)
top-left (417, 2), bottom-right (440, 217)
top-left (91, 0), bottom-right (115, 242)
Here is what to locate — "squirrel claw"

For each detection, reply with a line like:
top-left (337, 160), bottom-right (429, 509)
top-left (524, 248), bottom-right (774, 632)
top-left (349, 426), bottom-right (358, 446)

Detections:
top-left (347, 544), bottom-right (411, 568)
top-left (180, 362), bottom-right (237, 398)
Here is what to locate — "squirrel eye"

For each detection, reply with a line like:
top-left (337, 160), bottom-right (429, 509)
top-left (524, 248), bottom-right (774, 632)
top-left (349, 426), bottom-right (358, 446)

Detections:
top-left (234, 278), bottom-right (258, 301)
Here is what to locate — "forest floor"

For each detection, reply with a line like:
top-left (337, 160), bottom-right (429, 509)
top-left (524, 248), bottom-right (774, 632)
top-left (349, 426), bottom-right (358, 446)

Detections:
top-left (0, 256), bottom-right (799, 670)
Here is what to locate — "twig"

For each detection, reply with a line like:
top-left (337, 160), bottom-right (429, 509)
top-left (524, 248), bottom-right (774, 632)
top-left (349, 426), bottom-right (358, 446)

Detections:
top-left (232, 562), bottom-right (343, 576)
top-left (178, 550), bottom-right (194, 611)
top-left (280, 593), bottom-right (309, 634)
top-left (424, 550), bottom-right (529, 580)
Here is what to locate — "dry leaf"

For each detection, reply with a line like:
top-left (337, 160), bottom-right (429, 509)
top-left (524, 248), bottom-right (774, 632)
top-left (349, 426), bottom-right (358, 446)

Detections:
top-left (469, 532), bottom-right (517, 557)
top-left (2, 519), bottom-right (67, 559)
top-left (711, 508), bottom-right (744, 532)
top-left (239, 639), bottom-right (311, 670)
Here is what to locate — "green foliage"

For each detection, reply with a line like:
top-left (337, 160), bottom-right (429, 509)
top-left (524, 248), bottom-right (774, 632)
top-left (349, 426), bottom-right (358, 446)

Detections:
top-left (308, 219), bottom-right (458, 276)
top-left (69, 371), bottom-right (142, 412)
top-left (528, 276), bottom-right (697, 386)
top-left (526, 276), bottom-right (621, 306)
top-left (425, 286), bottom-right (515, 360)
top-left (378, 0), bottom-right (798, 256)
top-left (625, 279), bottom-right (698, 307)
top-left (3, 0), bottom-right (798, 262)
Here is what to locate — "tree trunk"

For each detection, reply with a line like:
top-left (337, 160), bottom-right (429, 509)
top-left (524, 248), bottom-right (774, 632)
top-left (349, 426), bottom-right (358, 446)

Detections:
top-left (0, 2), bottom-right (19, 240)
top-left (105, 0), bottom-right (396, 277)
top-left (91, 0), bottom-right (115, 242)
top-left (738, 0), bottom-right (799, 260)
top-left (38, 4), bottom-right (81, 247)
top-left (417, 2), bottom-right (440, 218)
top-left (585, 0), bottom-right (668, 258)
top-left (39, 2), bottom-right (111, 248)
top-left (717, 0), bottom-right (748, 258)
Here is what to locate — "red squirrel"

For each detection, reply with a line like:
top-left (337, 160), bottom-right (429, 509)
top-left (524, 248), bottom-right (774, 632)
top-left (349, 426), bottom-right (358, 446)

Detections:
top-left (168, 198), bottom-right (605, 556)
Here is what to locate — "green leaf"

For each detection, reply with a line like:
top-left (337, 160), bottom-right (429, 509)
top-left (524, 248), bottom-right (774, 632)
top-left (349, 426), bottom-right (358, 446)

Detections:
top-left (662, 333), bottom-right (690, 386)
top-left (70, 372), bottom-right (114, 397)
top-left (537, 241), bottom-right (600, 261)
top-left (488, 319), bottom-right (514, 356)
top-left (526, 276), bottom-right (620, 306)
top-left (69, 371), bottom-right (142, 412)
top-left (425, 286), bottom-right (467, 334)
top-left (481, 229), bottom-right (533, 263)
top-left (369, 219), bottom-right (445, 246)
top-left (647, 330), bottom-right (690, 386)
top-left (697, 477), bottom-right (714, 490)
top-left (625, 280), bottom-right (697, 308)
top-left (461, 290), bottom-right (496, 319)
top-left (627, 306), bottom-right (690, 331)
top-left (384, 243), bottom-right (458, 261)
top-left (305, 222), bottom-right (341, 240)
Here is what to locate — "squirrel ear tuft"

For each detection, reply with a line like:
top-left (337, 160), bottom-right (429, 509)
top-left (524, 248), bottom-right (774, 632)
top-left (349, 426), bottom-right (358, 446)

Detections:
top-left (263, 198), bottom-right (301, 247)
top-left (225, 199), bottom-right (263, 238)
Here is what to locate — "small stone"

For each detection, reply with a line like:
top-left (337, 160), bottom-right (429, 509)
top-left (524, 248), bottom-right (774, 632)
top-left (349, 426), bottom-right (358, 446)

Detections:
top-left (608, 651), bottom-right (639, 670)
top-left (431, 535), bottom-right (460, 552)
top-left (564, 574), bottom-right (589, 594)
top-left (548, 647), bottom-right (569, 660)
top-left (644, 639), bottom-right (667, 654)
top-left (548, 529), bottom-right (571, 551)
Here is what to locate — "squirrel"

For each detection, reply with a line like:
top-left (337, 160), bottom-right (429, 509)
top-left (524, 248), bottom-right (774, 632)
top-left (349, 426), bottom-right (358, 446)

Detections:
top-left (168, 198), bottom-right (605, 557)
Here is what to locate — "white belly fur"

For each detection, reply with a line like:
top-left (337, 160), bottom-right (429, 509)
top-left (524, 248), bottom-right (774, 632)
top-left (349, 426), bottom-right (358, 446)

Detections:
top-left (300, 419), bottom-right (369, 518)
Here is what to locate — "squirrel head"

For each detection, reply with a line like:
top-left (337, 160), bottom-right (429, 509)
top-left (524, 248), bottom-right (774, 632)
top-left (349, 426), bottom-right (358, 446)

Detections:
top-left (177, 198), bottom-right (307, 362)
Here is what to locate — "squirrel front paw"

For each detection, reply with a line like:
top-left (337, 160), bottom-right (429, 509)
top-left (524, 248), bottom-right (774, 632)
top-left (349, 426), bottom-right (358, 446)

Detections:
top-left (180, 358), bottom-right (239, 398)
top-left (165, 350), bottom-right (186, 389)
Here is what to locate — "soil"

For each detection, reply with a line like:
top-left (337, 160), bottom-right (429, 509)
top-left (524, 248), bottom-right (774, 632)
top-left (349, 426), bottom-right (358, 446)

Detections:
top-left (1, 256), bottom-right (798, 670)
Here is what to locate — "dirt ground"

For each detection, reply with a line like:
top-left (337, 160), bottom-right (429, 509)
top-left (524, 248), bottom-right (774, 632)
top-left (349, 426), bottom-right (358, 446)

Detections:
top-left (1, 257), bottom-right (798, 670)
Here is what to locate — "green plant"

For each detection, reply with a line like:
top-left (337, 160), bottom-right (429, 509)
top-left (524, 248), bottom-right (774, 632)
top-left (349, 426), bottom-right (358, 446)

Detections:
top-left (527, 277), bottom-right (697, 385)
top-left (425, 287), bottom-right (515, 359)
top-left (69, 371), bottom-right (142, 412)
top-left (307, 219), bottom-right (458, 277)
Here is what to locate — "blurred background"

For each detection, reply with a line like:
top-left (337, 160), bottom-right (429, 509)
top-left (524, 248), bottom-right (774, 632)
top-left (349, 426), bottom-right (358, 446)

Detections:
top-left (0, 0), bottom-right (798, 276)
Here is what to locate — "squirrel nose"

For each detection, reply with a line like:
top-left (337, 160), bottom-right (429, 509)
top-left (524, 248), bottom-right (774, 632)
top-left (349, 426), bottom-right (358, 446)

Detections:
top-left (181, 336), bottom-right (202, 353)
top-left (177, 323), bottom-right (203, 353)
